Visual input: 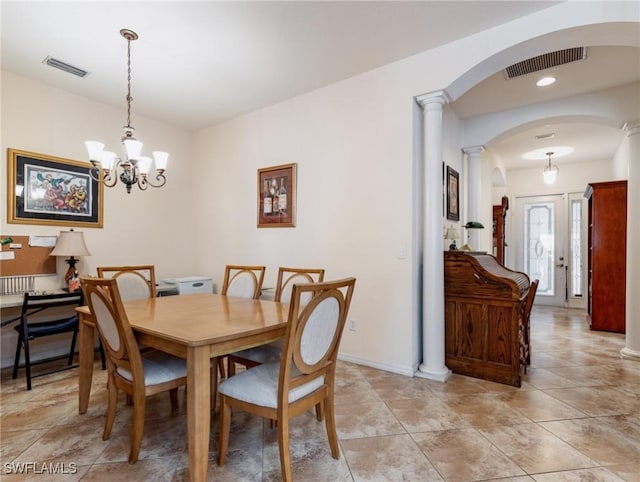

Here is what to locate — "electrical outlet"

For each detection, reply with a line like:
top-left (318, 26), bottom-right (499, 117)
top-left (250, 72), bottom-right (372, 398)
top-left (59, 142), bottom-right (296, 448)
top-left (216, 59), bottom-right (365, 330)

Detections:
top-left (348, 319), bottom-right (357, 331)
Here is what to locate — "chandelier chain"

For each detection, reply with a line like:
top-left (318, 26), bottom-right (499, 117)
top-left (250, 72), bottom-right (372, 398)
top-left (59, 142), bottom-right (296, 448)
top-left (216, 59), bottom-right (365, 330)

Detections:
top-left (126, 36), bottom-right (132, 129)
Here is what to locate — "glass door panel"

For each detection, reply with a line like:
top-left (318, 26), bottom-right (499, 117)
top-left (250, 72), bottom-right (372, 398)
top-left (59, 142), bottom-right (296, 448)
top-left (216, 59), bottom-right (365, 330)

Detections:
top-left (515, 195), bottom-right (565, 306)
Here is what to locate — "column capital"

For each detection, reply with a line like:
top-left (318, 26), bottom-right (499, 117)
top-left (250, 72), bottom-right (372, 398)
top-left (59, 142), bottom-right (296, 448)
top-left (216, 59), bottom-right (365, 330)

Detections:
top-left (416, 90), bottom-right (451, 108)
top-left (462, 145), bottom-right (485, 157)
top-left (622, 119), bottom-right (640, 137)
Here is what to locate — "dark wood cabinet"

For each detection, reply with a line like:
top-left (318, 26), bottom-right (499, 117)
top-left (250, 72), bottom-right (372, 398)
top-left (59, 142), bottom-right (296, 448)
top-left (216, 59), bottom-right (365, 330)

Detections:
top-left (585, 180), bottom-right (627, 333)
top-left (444, 251), bottom-right (530, 387)
top-left (492, 196), bottom-right (509, 264)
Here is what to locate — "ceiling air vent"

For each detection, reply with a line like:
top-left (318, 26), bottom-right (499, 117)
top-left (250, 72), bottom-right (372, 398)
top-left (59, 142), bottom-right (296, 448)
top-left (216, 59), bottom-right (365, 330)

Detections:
top-left (42, 56), bottom-right (89, 78)
top-left (504, 47), bottom-right (587, 79)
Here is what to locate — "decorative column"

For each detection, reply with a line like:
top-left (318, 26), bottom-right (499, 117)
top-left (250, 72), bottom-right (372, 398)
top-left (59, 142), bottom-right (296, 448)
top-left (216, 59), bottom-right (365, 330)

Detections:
top-left (415, 91), bottom-right (452, 382)
top-left (622, 120), bottom-right (640, 361)
top-left (463, 146), bottom-right (485, 250)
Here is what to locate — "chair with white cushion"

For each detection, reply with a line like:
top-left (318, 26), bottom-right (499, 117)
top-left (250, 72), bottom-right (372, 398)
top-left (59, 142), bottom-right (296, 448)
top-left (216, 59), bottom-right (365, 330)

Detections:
top-left (221, 264), bottom-right (265, 299)
top-left (217, 277), bottom-right (356, 481)
top-left (227, 267), bottom-right (325, 377)
top-left (81, 276), bottom-right (187, 464)
top-left (218, 265), bottom-right (266, 377)
top-left (96, 265), bottom-right (157, 300)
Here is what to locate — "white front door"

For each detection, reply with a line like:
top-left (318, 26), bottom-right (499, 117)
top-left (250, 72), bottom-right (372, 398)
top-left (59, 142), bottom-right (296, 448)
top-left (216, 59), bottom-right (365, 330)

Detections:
top-left (515, 195), bottom-right (566, 306)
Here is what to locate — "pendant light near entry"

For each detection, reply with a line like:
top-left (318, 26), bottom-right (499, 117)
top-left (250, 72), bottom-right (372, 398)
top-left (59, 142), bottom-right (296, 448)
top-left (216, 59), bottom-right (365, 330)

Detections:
top-left (543, 151), bottom-right (559, 185)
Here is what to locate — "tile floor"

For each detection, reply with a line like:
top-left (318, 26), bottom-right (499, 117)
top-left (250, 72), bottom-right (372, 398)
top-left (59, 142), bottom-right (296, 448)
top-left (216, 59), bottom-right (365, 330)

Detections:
top-left (1, 306), bottom-right (639, 481)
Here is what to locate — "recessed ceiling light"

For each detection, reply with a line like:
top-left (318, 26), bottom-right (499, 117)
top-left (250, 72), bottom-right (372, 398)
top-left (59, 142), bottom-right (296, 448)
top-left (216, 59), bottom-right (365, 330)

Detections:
top-left (536, 76), bottom-right (556, 87)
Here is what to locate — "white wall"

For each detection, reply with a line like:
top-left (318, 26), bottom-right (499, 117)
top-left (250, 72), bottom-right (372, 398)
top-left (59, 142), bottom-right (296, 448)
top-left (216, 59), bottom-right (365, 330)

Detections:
top-left (192, 71), bottom-right (419, 373)
top-left (613, 130), bottom-right (632, 180)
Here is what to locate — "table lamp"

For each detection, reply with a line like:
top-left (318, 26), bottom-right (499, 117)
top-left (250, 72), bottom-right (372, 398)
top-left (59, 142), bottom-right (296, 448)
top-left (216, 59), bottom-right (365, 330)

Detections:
top-left (50, 228), bottom-right (91, 291)
top-left (444, 226), bottom-right (460, 250)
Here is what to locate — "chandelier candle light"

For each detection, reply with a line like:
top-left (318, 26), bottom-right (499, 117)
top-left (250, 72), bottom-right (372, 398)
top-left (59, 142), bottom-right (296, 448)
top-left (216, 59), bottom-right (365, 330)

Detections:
top-left (85, 29), bottom-right (169, 194)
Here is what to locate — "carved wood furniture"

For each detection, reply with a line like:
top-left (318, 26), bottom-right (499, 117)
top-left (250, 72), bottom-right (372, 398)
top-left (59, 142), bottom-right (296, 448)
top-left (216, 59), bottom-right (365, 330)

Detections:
top-left (444, 251), bottom-right (531, 387)
top-left (492, 195), bottom-right (509, 264)
top-left (584, 180), bottom-right (627, 334)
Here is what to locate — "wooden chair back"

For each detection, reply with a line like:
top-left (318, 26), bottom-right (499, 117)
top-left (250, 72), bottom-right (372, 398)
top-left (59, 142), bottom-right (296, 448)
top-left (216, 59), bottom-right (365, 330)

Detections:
top-left (274, 267), bottom-right (325, 304)
top-left (221, 264), bottom-right (265, 299)
top-left (81, 277), bottom-right (144, 384)
top-left (279, 277), bottom-right (355, 404)
top-left (97, 265), bottom-right (156, 300)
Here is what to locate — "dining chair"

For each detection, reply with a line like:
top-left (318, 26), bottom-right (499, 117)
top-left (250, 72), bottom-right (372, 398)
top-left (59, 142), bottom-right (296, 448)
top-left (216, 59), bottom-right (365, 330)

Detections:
top-left (227, 267), bottom-right (325, 377)
top-left (217, 277), bottom-right (356, 482)
top-left (96, 265), bottom-right (157, 371)
top-left (81, 276), bottom-right (188, 464)
top-left (221, 264), bottom-right (266, 299)
top-left (12, 291), bottom-right (84, 390)
top-left (96, 265), bottom-right (157, 300)
top-left (218, 265), bottom-right (266, 378)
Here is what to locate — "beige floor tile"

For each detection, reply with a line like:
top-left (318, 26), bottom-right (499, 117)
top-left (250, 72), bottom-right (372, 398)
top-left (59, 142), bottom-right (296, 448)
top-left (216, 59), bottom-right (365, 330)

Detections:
top-left (342, 434), bottom-right (443, 481)
top-left (531, 467), bottom-right (626, 481)
top-left (479, 422), bottom-right (598, 474)
top-left (444, 393), bottom-right (533, 428)
top-left (542, 386), bottom-right (639, 417)
top-left (412, 428), bottom-right (526, 481)
top-left (83, 456), bottom-right (182, 481)
top-left (605, 463), bottom-right (640, 482)
top-left (334, 377), bottom-right (382, 406)
top-left (262, 412), bottom-right (352, 482)
top-left (368, 373), bottom-right (436, 400)
top-left (12, 418), bottom-right (108, 467)
top-left (524, 367), bottom-right (581, 389)
top-left (0, 462), bottom-right (91, 481)
top-left (0, 428), bottom-right (48, 464)
top-left (540, 417), bottom-right (640, 465)
top-left (0, 398), bottom-right (79, 432)
top-left (386, 397), bottom-right (472, 432)
top-left (335, 401), bottom-right (406, 439)
top-left (496, 388), bottom-right (586, 422)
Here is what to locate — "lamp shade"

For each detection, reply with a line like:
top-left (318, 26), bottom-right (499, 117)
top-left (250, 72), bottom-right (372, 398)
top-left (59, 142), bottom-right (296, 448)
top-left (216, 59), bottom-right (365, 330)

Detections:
top-left (444, 226), bottom-right (460, 240)
top-left (50, 230), bottom-right (91, 257)
top-left (543, 165), bottom-right (558, 184)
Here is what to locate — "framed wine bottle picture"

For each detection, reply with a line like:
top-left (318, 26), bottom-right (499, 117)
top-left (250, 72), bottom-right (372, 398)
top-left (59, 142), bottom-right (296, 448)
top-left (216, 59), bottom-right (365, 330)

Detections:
top-left (257, 163), bottom-right (297, 228)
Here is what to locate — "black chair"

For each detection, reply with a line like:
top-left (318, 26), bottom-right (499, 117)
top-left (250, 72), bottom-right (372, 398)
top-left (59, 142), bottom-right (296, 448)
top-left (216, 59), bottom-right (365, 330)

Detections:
top-left (12, 291), bottom-right (84, 390)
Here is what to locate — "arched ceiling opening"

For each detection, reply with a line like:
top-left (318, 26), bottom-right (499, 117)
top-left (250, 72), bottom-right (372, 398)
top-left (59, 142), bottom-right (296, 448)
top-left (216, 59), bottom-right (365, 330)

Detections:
top-left (446, 22), bottom-right (639, 173)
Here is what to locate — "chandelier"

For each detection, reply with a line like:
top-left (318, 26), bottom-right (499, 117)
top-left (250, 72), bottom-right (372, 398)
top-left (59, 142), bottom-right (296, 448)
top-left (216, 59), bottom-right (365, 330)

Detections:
top-left (542, 151), bottom-right (559, 185)
top-left (85, 29), bottom-right (168, 194)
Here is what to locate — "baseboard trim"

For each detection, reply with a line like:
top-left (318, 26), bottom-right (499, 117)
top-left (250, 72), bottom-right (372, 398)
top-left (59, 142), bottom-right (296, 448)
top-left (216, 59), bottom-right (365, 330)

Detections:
top-left (337, 353), bottom-right (415, 377)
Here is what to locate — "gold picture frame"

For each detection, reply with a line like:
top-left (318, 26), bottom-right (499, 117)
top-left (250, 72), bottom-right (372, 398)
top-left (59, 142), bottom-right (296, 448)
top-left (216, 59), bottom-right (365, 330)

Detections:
top-left (7, 148), bottom-right (104, 228)
top-left (257, 163), bottom-right (296, 228)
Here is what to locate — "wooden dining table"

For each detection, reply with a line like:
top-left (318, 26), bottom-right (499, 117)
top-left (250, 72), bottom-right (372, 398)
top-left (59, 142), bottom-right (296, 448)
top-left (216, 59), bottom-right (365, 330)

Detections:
top-left (76, 292), bottom-right (289, 482)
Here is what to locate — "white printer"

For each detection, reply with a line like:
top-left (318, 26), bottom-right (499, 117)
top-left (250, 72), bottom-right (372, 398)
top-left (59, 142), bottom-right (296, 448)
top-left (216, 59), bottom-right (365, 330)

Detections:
top-left (161, 276), bottom-right (213, 295)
